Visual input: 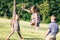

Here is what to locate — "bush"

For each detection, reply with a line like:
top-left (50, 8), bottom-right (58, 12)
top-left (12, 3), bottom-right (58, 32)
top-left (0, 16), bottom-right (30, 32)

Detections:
top-left (44, 17), bottom-right (50, 24)
top-left (58, 21), bottom-right (60, 25)
top-left (23, 13), bottom-right (31, 21)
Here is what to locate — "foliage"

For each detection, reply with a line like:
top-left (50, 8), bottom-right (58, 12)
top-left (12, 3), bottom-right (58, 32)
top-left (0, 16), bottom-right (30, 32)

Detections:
top-left (0, 0), bottom-right (60, 23)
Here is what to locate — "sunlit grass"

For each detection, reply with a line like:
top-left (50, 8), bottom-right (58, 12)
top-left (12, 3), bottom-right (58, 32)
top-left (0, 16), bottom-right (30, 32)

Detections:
top-left (0, 18), bottom-right (60, 40)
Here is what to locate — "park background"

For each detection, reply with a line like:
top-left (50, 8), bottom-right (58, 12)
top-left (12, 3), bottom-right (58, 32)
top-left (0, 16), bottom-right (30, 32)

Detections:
top-left (0, 0), bottom-right (60, 40)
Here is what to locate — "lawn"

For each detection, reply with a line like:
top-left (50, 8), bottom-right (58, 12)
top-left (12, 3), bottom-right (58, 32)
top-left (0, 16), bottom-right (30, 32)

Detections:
top-left (0, 18), bottom-right (60, 40)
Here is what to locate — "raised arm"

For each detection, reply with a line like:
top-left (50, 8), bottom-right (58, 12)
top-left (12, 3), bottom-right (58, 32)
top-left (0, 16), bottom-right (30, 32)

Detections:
top-left (22, 6), bottom-right (31, 13)
top-left (23, 9), bottom-right (31, 13)
top-left (11, 19), bottom-right (13, 26)
top-left (11, 18), bottom-right (14, 26)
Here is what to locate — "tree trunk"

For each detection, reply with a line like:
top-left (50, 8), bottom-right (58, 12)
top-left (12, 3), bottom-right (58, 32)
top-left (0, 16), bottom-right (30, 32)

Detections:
top-left (4, 12), bottom-right (7, 18)
top-left (42, 14), bottom-right (46, 23)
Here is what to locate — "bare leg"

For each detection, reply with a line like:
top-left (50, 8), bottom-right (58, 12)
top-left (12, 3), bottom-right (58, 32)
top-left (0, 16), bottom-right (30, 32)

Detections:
top-left (6, 31), bottom-right (14, 40)
top-left (35, 23), bottom-right (39, 30)
top-left (50, 38), bottom-right (56, 40)
top-left (36, 27), bottom-right (39, 30)
top-left (17, 32), bottom-right (24, 40)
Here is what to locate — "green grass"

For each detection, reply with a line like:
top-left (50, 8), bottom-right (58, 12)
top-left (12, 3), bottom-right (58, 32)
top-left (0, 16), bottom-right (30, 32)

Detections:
top-left (0, 18), bottom-right (60, 40)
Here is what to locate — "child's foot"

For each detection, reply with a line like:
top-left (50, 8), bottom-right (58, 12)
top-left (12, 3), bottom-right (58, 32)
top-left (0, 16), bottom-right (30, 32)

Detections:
top-left (21, 37), bottom-right (24, 40)
top-left (21, 38), bottom-right (24, 40)
top-left (35, 27), bottom-right (38, 30)
top-left (6, 39), bottom-right (9, 40)
top-left (6, 37), bottom-right (9, 40)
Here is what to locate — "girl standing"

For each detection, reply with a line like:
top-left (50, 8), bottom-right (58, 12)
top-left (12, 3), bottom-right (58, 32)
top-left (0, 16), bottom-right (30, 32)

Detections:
top-left (6, 14), bottom-right (24, 40)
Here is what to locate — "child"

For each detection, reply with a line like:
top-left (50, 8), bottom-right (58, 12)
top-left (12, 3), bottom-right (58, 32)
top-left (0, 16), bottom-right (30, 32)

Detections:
top-left (6, 14), bottom-right (24, 40)
top-left (22, 5), bottom-right (40, 30)
top-left (45, 15), bottom-right (59, 40)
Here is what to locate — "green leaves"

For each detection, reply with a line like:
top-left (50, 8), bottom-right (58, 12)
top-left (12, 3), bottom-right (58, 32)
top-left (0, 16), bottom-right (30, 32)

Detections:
top-left (0, 0), bottom-right (60, 23)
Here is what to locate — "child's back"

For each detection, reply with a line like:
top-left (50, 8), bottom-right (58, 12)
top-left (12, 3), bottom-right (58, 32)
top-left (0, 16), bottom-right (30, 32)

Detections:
top-left (48, 22), bottom-right (59, 35)
top-left (45, 15), bottom-right (59, 40)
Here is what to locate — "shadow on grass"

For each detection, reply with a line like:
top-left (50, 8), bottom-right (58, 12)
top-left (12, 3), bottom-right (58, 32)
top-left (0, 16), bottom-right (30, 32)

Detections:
top-left (24, 38), bottom-right (44, 40)
top-left (0, 39), bottom-right (17, 40)
top-left (0, 38), bottom-right (44, 40)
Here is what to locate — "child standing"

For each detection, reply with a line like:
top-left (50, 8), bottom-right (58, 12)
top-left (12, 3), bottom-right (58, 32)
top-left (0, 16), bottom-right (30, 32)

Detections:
top-left (22, 5), bottom-right (40, 30)
top-left (6, 14), bottom-right (24, 40)
top-left (45, 15), bottom-right (59, 40)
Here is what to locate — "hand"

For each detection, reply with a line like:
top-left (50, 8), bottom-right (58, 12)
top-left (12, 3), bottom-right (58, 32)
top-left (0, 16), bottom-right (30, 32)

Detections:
top-left (44, 35), bottom-right (47, 38)
top-left (44, 33), bottom-right (47, 38)
top-left (21, 5), bottom-right (26, 9)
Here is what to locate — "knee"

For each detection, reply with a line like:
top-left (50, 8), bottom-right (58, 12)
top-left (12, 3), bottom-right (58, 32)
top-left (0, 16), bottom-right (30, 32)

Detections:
top-left (11, 30), bottom-right (14, 33)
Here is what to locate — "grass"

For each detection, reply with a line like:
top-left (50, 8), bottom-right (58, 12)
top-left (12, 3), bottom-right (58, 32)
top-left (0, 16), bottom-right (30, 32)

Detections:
top-left (0, 18), bottom-right (60, 40)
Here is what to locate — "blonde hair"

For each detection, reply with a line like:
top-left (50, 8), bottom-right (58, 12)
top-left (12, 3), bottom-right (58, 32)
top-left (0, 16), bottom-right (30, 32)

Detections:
top-left (51, 15), bottom-right (56, 21)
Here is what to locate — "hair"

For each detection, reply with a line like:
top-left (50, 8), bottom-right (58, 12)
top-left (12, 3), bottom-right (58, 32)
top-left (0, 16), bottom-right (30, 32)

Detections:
top-left (33, 6), bottom-right (39, 12)
top-left (31, 5), bottom-right (40, 13)
top-left (51, 15), bottom-right (56, 21)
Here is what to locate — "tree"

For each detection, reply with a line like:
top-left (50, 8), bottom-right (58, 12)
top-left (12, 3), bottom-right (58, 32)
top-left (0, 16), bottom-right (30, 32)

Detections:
top-left (40, 1), bottom-right (49, 23)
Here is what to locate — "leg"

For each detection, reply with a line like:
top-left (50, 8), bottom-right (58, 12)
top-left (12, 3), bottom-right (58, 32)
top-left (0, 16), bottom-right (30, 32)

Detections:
top-left (54, 37), bottom-right (56, 40)
top-left (46, 35), bottom-right (55, 40)
top-left (6, 30), bottom-right (14, 40)
top-left (45, 35), bottom-right (50, 40)
top-left (35, 23), bottom-right (39, 30)
top-left (50, 35), bottom-right (56, 40)
top-left (35, 26), bottom-right (39, 30)
top-left (17, 32), bottom-right (24, 40)
top-left (50, 38), bottom-right (54, 40)
top-left (50, 37), bottom-right (56, 40)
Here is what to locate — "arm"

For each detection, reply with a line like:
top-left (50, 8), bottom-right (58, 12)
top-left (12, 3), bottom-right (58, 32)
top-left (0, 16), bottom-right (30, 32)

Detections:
top-left (56, 26), bottom-right (59, 34)
top-left (23, 9), bottom-right (31, 13)
top-left (22, 6), bottom-right (31, 13)
top-left (11, 19), bottom-right (14, 30)
top-left (45, 29), bottom-right (50, 37)
top-left (11, 19), bottom-right (13, 26)
top-left (45, 24), bottom-right (51, 37)
top-left (11, 19), bottom-right (14, 26)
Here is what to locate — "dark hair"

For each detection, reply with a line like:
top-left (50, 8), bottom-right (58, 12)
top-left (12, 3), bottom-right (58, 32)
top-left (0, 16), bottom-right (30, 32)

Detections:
top-left (33, 6), bottom-right (40, 12)
top-left (31, 5), bottom-right (40, 12)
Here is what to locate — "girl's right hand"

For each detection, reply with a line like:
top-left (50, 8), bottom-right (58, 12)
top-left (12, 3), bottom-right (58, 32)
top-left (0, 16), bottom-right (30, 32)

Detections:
top-left (22, 5), bottom-right (26, 9)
